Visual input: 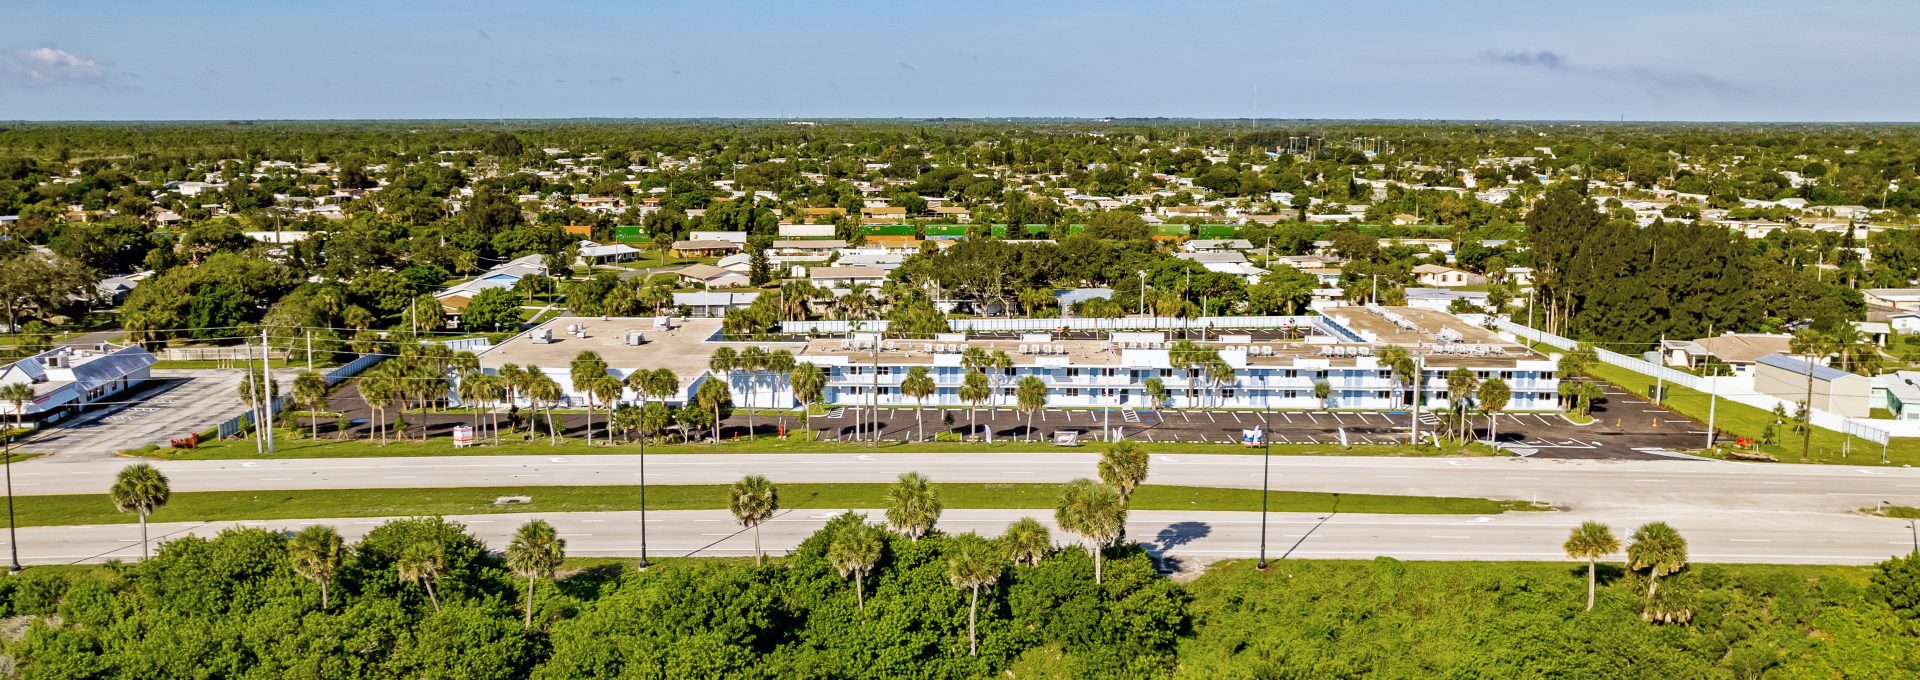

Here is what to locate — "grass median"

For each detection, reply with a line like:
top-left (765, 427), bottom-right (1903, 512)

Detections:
top-left (12, 483), bottom-right (1537, 527)
top-left (1584, 361), bottom-right (1918, 466)
top-left (129, 429), bottom-right (1496, 460)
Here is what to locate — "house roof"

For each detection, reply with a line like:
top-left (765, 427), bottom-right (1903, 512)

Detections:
top-left (673, 291), bottom-right (760, 307)
top-left (1688, 334), bottom-right (1792, 364)
top-left (579, 243), bottom-right (639, 258)
top-left (1412, 263), bottom-right (1461, 275)
top-left (1175, 252), bottom-right (1248, 264)
top-left (1756, 353), bottom-right (1856, 382)
top-left (772, 239), bottom-right (847, 250)
top-left (677, 264), bottom-right (742, 281)
top-left (672, 240), bottom-right (742, 251)
top-left (811, 266), bottom-right (888, 280)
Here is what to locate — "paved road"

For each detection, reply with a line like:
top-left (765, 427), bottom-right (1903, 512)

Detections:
top-left (16, 453), bottom-right (1920, 514)
top-left (11, 507), bottom-right (1915, 567)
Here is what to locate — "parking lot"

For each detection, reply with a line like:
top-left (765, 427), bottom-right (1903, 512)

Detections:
top-left (809, 385), bottom-right (1707, 460)
top-left (17, 369), bottom-right (278, 461)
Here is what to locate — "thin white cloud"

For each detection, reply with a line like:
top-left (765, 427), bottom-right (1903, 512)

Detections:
top-left (1478, 48), bottom-right (1744, 97)
top-left (0, 45), bottom-right (125, 89)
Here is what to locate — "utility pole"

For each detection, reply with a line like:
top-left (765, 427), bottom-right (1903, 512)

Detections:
top-left (1409, 352), bottom-right (1424, 446)
top-left (1705, 365), bottom-right (1719, 451)
top-left (246, 341), bottom-right (263, 456)
top-left (1653, 334), bottom-right (1664, 405)
top-left (305, 328), bottom-right (313, 373)
top-left (262, 329), bottom-right (276, 454)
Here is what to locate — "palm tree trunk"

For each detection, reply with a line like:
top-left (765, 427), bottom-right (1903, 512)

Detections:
top-left (1027, 409), bottom-right (1035, 442)
top-left (585, 407), bottom-right (594, 446)
top-left (1802, 371), bottom-right (1814, 459)
top-left (545, 405), bottom-right (556, 445)
top-left (139, 512), bottom-right (150, 559)
top-left (1094, 542), bottom-right (1104, 585)
top-left (968, 585), bottom-right (979, 656)
top-left (712, 404), bottom-right (721, 443)
top-left (752, 521), bottom-right (763, 565)
top-left (321, 580), bottom-right (330, 610)
top-left (524, 577), bottom-right (536, 628)
top-left (424, 578), bottom-right (441, 612)
top-left (1647, 572), bottom-right (1659, 602)
top-left (916, 404), bottom-right (924, 442)
top-left (855, 572), bottom-right (865, 611)
top-left (1586, 558), bottom-right (1596, 611)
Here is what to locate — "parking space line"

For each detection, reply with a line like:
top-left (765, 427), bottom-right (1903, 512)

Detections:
top-left (1306, 412), bottom-right (1319, 424)
top-left (1281, 412), bottom-right (1293, 423)
top-left (1228, 411), bottom-right (1242, 423)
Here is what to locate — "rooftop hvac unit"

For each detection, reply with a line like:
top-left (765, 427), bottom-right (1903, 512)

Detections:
top-left (626, 330), bottom-right (646, 346)
top-left (653, 315), bottom-right (672, 331)
top-left (531, 328), bottom-right (553, 344)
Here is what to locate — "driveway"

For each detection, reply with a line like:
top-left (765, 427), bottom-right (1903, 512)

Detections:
top-left (18, 369), bottom-right (258, 461)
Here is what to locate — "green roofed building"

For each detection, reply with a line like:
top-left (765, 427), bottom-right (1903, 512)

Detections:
top-left (924, 224), bottom-right (969, 239)
top-left (859, 224), bottom-right (916, 236)
top-left (613, 225), bottom-right (651, 244)
top-left (1197, 224), bottom-right (1239, 239)
top-left (1152, 224), bottom-right (1192, 237)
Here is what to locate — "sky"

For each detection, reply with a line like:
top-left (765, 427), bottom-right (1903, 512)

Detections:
top-left (1, 0), bottom-right (1915, 122)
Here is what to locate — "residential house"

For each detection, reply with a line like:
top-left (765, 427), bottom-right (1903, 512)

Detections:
top-left (1865, 289), bottom-right (1920, 311)
top-left (1411, 264), bottom-right (1486, 287)
top-left (676, 263), bottom-right (751, 289)
top-left (809, 266), bottom-right (889, 289)
top-left (1662, 333), bottom-right (1793, 376)
top-left (576, 241), bottom-right (641, 266)
top-left (673, 292), bottom-right (760, 318)
top-left (671, 239), bottom-right (744, 258)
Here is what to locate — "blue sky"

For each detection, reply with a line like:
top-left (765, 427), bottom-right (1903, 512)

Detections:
top-left (1, 0), bottom-right (1913, 121)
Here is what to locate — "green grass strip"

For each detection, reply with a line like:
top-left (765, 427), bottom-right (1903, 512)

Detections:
top-left (14, 483), bottom-right (1535, 528)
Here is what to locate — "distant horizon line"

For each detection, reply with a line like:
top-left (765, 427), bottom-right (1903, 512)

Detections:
top-left (3, 116), bottom-right (1919, 126)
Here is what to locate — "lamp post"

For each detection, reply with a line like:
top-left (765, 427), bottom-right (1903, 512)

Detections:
top-left (638, 426), bottom-right (649, 569)
top-left (1257, 401), bottom-right (1271, 570)
top-left (3, 428), bottom-right (15, 573)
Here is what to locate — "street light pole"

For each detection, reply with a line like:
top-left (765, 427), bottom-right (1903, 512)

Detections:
top-left (638, 429), bottom-right (649, 568)
top-left (4, 432), bottom-right (18, 573)
top-left (1258, 402), bottom-right (1271, 570)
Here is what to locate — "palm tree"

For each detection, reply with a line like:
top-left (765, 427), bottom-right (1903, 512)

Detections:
top-left (960, 370), bottom-right (991, 441)
top-left (571, 350), bottom-right (611, 444)
top-left (110, 463), bottom-right (170, 559)
top-left (238, 371), bottom-right (279, 437)
top-left (883, 472), bottom-right (943, 541)
top-left (1001, 517), bottom-right (1052, 567)
top-left (590, 374), bottom-right (624, 446)
top-left (1054, 478), bottom-right (1125, 584)
top-left (1097, 439), bottom-right (1150, 506)
top-left (1312, 380), bottom-right (1332, 409)
top-left (288, 525), bottom-right (345, 610)
top-left (790, 362), bottom-right (826, 436)
top-left (1478, 377), bottom-right (1511, 444)
top-left (527, 372), bottom-right (562, 445)
top-left (458, 370), bottom-right (486, 442)
top-left (1206, 359), bottom-right (1236, 408)
top-left (698, 379), bottom-right (732, 444)
top-left (1626, 522), bottom-right (1688, 605)
top-left (946, 533), bottom-right (1005, 657)
top-left (1143, 376), bottom-right (1168, 409)
top-left (1378, 344), bottom-right (1412, 408)
top-left (764, 350), bottom-right (796, 434)
top-left (1015, 375), bottom-right (1048, 442)
top-left (1789, 328), bottom-right (1834, 460)
top-left (828, 518), bottom-right (884, 612)
top-left (901, 366), bottom-right (936, 442)
top-left (1563, 521), bottom-right (1619, 612)
top-left (396, 541), bottom-right (446, 612)
top-left (292, 370), bottom-right (329, 439)
top-left (640, 402), bottom-right (673, 444)
top-left (2, 382), bottom-right (34, 436)
top-left (611, 403), bottom-right (643, 443)
top-left (498, 363), bottom-right (527, 434)
top-left (738, 346), bottom-right (767, 438)
top-left (1445, 367), bottom-right (1479, 440)
top-left (987, 350), bottom-right (1013, 412)
top-left (359, 373), bottom-right (395, 444)
top-left (506, 518), bottom-right (566, 628)
top-left (728, 475), bottom-right (778, 565)
top-left (1170, 340), bottom-right (1204, 408)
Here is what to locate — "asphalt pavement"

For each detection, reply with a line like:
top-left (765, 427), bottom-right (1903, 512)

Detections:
top-left (11, 507), bottom-right (1914, 567)
top-left (16, 452), bottom-right (1920, 515)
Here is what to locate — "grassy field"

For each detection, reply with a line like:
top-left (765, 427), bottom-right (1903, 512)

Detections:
top-left (7, 483), bottom-right (1533, 527)
top-left (1585, 361), bottom-right (1916, 465)
top-left (138, 430), bottom-right (1498, 460)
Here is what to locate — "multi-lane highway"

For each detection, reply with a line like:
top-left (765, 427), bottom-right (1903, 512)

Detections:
top-left (15, 507), bottom-right (1915, 567)
top-left (15, 452), bottom-right (1920, 513)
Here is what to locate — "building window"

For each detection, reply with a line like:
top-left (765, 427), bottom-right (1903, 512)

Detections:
top-left (1222, 389), bottom-right (1235, 399)
top-left (1067, 389), bottom-right (1080, 397)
